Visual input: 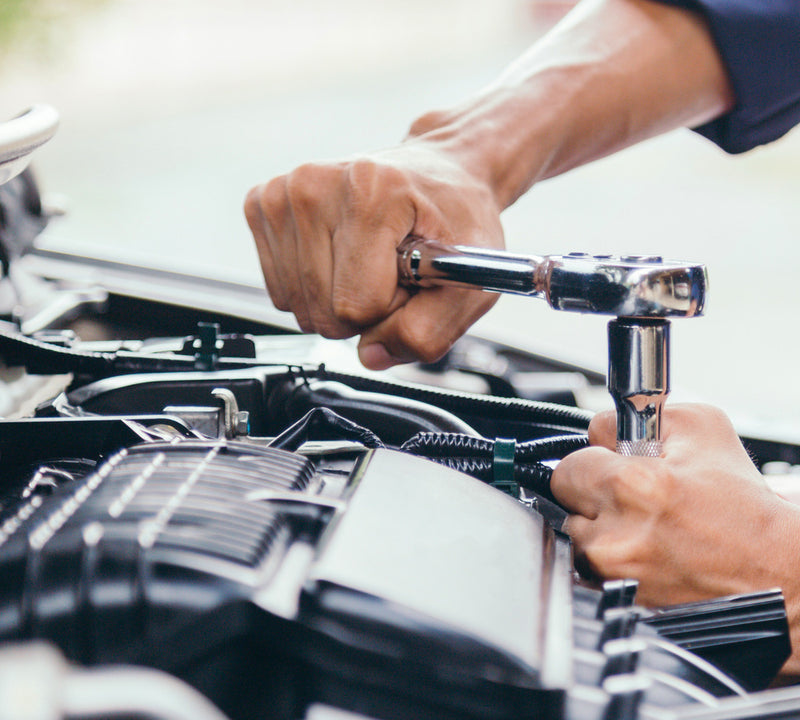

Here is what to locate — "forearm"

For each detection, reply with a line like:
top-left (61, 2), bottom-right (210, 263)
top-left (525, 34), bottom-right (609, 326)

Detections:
top-left (407, 0), bottom-right (735, 209)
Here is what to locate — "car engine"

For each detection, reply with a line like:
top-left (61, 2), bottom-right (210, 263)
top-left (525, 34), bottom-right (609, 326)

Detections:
top-left (1, 164), bottom-right (800, 720)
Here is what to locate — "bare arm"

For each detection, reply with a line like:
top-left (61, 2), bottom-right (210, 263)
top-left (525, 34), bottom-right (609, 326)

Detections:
top-left (245, 0), bottom-right (734, 369)
top-left (408, 0), bottom-right (735, 208)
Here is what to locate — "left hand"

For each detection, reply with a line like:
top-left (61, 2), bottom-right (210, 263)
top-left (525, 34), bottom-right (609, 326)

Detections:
top-left (550, 403), bottom-right (800, 676)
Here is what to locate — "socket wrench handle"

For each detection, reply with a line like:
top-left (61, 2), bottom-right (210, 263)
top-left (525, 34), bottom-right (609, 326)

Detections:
top-left (608, 318), bottom-right (670, 457)
top-left (397, 236), bottom-right (707, 318)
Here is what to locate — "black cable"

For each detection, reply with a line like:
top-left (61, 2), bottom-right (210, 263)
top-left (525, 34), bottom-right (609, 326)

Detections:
top-left (268, 407), bottom-right (385, 452)
top-left (517, 435), bottom-right (590, 461)
top-left (0, 324), bottom-right (270, 377)
top-left (322, 369), bottom-right (594, 432)
top-left (401, 432), bottom-right (588, 461)
top-left (400, 433), bottom-right (589, 506)
top-left (428, 456), bottom-right (559, 503)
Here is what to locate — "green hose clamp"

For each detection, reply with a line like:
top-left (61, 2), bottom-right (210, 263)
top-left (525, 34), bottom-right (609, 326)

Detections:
top-left (491, 437), bottom-right (518, 496)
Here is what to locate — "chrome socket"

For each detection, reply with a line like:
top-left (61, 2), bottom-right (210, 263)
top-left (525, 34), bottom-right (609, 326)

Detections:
top-left (607, 318), bottom-right (670, 457)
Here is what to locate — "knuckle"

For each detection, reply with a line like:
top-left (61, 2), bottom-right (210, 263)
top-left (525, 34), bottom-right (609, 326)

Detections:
top-left (298, 280), bottom-right (358, 339)
top-left (611, 461), bottom-right (677, 514)
top-left (587, 410), bottom-right (616, 444)
top-left (331, 288), bottom-right (381, 328)
top-left (345, 159), bottom-right (404, 210)
top-left (407, 109), bottom-right (449, 136)
top-left (346, 157), bottom-right (379, 185)
top-left (310, 315), bottom-right (355, 340)
top-left (583, 539), bottom-right (639, 581)
top-left (295, 315), bottom-right (313, 334)
top-left (265, 273), bottom-right (305, 318)
top-left (397, 321), bottom-right (453, 364)
top-left (669, 403), bottom-right (730, 431)
top-left (263, 278), bottom-right (289, 312)
top-left (417, 345), bottom-right (451, 365)
top-left (285, 163), bottom-right (324, 214)
top-left (258, 176), bottom-right (290, 220)
top-left (579, 541), bottom-right (617, 580)
top-left (582, 543), bottom-right (612, 576)
top-left (281, 295), bottom-right (311, 332)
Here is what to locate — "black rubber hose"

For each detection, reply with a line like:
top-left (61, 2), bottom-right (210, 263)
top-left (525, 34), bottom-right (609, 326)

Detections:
top-left (269, 378), bottom-right (481, 444)
top-left (268, 407), bottom-right (385, 452)
top-left (321, 368), bottom-right (593, 432)
top-left (518, 435), bottom-right (589, 460)
top-left (0, 324), bottom-right (271, 378)
top-left (401, 433), bottom-right (494, 456)
top-left (429, 456), bottom-right (559, 504)
top-left (401, 433), bottom-right (589, 461)
top-left (401, 433), bottom-right (589, 507)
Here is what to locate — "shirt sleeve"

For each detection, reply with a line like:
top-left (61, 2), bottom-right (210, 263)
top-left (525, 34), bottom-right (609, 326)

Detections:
top-left (653, 0), bottom-right (800, 153)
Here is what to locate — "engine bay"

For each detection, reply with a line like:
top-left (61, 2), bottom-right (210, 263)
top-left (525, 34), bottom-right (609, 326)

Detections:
top-left (2, 171), bottom-right (800, 720)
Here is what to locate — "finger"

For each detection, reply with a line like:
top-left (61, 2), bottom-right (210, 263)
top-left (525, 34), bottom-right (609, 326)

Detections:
top-left (330, 222), bottom-right (412, 332)
top-left (562, 512), bottom-right (593, 543)
top-left (247, 177), bottom-right (308, 327)
top-left (330, 161), bottom-right (417, 329)
top-left (585, 405), bottom-right (744, 454)
top-left (550, 445), bottom-right (622, 519)
top-left (244, 184), bottom-right (278, 301)
top-left (587, 410), bottom-right (617, 450)
top-left (357, 284), bottom-right (499, 369)
top-left (281, 166), bottom-right (358, 332)
top-left (660, 403), bottom-right (735, 445)
top-left (284, 171), bottom-right (354, 339)
top-left (561, 513), bottom-right (603, 581)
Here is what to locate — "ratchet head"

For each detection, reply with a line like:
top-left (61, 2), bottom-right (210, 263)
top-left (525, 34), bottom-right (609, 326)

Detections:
top-left (546, 253), bottom-right (707, 319)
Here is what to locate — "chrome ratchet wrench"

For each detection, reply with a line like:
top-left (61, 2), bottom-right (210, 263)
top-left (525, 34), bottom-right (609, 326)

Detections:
top-left (397, 236), bottom-right (708, 456)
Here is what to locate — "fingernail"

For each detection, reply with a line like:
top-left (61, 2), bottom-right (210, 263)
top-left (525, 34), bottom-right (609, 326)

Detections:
top-left (359, 343), bottom-right (400, 371)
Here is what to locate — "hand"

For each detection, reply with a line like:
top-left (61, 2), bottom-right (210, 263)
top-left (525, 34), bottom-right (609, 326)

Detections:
top-left (244, 141), bottom-right (504, 371)
top-left (551, 403), bottom-right (800, 674)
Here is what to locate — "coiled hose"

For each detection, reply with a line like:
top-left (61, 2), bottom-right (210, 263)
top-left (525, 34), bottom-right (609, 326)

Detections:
top-left (401, 432), bottom-right (589, 503)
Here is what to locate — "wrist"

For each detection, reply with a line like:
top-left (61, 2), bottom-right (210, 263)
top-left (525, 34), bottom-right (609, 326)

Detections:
top-left (404, 80), bottom-right (561, 210)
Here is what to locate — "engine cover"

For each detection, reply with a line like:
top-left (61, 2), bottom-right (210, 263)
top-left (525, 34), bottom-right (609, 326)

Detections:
top-left (0, 435), bottom-right (762, 720)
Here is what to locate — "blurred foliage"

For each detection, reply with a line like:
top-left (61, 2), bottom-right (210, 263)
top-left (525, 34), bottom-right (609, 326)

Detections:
top-left (0, 0), bottom-right (108, 61)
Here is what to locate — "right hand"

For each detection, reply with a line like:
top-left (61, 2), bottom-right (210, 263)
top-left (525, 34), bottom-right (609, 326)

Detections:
top-left (244, 140), bottom-right (504, 370)
top-left (551, 404), bottom-right (800, 675)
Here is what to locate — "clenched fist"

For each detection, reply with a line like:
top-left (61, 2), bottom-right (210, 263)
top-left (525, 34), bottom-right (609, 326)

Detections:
top-left (244, 141), bottom-right (504, 370)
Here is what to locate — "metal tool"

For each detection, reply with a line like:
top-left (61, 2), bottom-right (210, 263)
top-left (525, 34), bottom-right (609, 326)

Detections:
top-left (397, 236), bottom-right (708, 456)
top-left (607, 318), bottom-right (670, 456)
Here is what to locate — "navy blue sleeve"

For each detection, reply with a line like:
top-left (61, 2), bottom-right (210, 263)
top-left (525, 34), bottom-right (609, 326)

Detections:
top-left (653, 0), bottom-right (800, 153)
